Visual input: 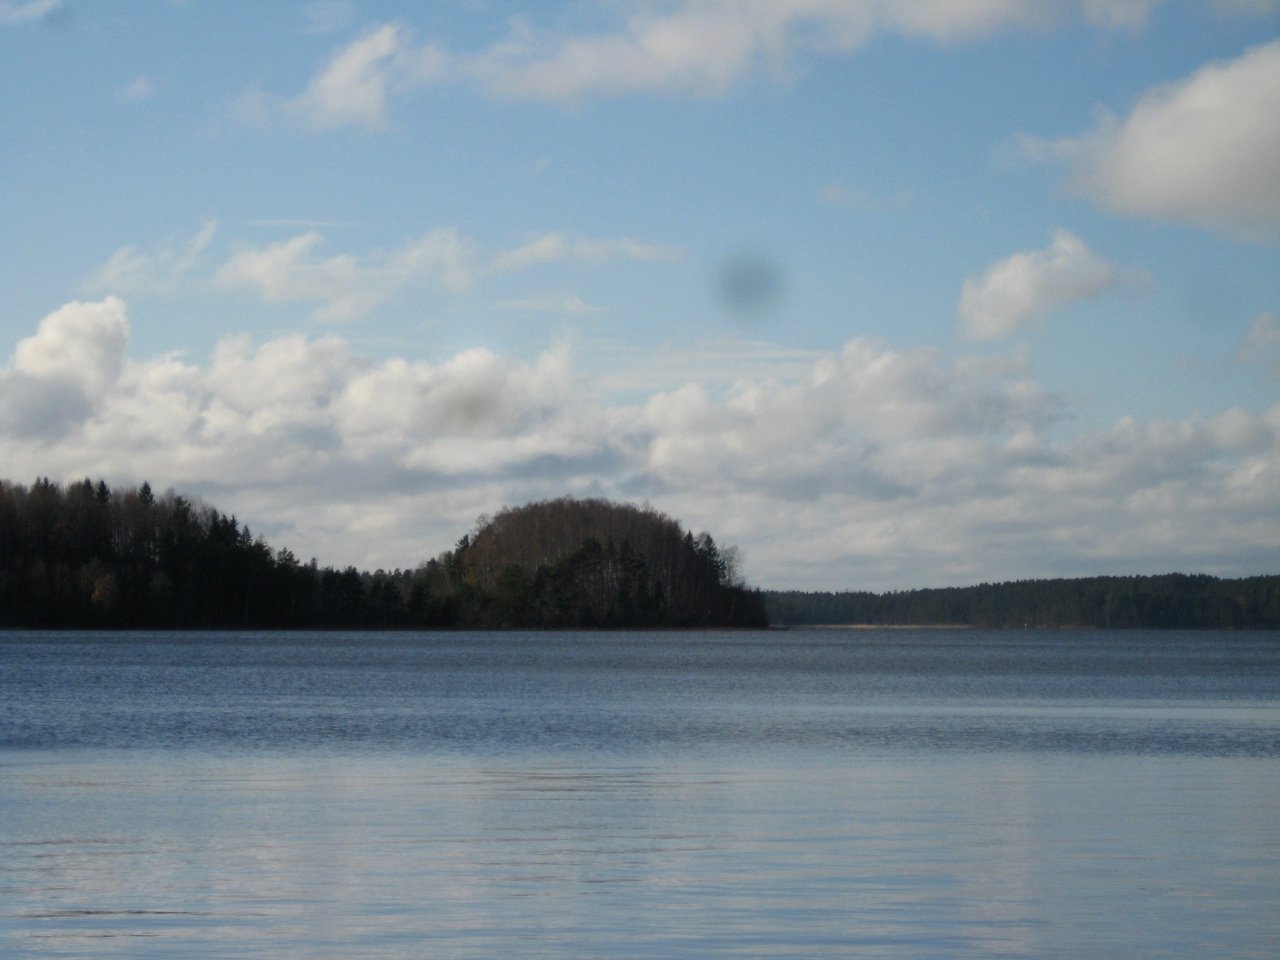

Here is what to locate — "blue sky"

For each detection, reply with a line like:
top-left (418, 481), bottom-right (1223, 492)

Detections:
top-left (2, 0), bottom-right (1278, 590)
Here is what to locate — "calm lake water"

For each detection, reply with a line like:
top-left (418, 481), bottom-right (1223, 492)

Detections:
top-left (2, 628), bottom-right (1278, 958)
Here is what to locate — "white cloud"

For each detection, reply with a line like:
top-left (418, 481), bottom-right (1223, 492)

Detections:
top-left (0, 0), bottom-right (58, 25)
top-left (88, 220), bottom-right (217, 295)
top-left (243, 218), bottom-right (355, 230)
top-left (570, 236), bottom-right (684, 262)
top-left (463, 1), bottom-right (1117, 103)
top-left (488, 232), bottom-right (569, 274)
top-left (488, 231), bottom-right (683, 274)
top-left (0, 298), bottom-right (129, 437)
top-left (818, 181), bottom-right (915, 213)
top-left (243, 2), bottom-right (1280, 125)
top-left (583, 338), bottom-right (822, 395)
top-left (1239, 311), bottom-right (1280, 375)
top-left (1023, 40), bottom-right (1280, 235)
top-left (330, 345), bottom-right (592, 472)
top-left (302, 0), bottom-right (356, 35)
top-left (239, 22), bottom-right (448, 130)
top-left (118, 76), bottom-right (156, 103)
top-left (11, 297), bottom-right (129, 396)
top-left (87, 223), bottom-right (680, 320)
top-left (639, 339), bottom-right (1062, 496)
top-left (470, 3), bottom-right (791, 102)
top-left (292, 23), bottom-right (410, 128)
top-left (215, 228), bottom-right (477, 322)
top-left (456, 1), bottom-right (1277, 103)
top-left (496, 292), bottom-right (604, 315)
top-left (4, 299), bottom-right (1277, 587)
top-left (958, 230), bottom-right (1127, 341)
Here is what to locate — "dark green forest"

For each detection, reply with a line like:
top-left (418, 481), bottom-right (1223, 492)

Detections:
top-left (4, 476), bottom-right (1276, 631)
top-left (0, 478), bottom-right (765, 629)
top-left (766, 575), bottom-right (1280, 629)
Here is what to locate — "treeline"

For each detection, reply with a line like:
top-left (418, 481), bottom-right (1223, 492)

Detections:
top-left (0, 477), bottom-right (416, 628)
top-left (766, 574), bottom-right (1280, 629)
top-left (0, 478), bottom-right (765, 629)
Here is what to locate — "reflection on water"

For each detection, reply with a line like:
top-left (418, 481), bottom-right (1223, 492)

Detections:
top-left (2, 629), bottom-right (1279, 958)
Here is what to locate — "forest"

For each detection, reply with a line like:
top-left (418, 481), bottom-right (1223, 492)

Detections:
top-left (0, 477), bottom-right (766, 629)
top-left (4, 475), bottom-right (1276, 631)
top-left (766, 575), bottom-right (1280, 629)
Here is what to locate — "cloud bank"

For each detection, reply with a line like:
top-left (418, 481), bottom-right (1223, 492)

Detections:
top-left (3, 298), bottom-right (1277, 590)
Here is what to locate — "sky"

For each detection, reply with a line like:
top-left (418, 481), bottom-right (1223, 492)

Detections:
top-left (1, 0), bottom-right (1278, 591)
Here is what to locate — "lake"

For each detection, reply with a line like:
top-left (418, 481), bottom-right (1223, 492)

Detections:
top-left (2, 628), bottom-right (1278, 958)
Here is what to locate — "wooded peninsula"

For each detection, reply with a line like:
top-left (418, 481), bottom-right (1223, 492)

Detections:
top-left (1, 477), bottom-right (1276, 630)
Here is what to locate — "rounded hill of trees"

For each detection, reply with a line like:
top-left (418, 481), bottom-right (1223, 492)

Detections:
top-left (434, 497), bottom-right (768, 628)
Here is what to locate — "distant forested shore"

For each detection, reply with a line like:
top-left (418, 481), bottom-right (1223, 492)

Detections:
top-left (766, 575), bottom-right (1280, 629)
top-left (3, 477), bottom-right (1276, 631)
top-left (0, 478), bottom-right (765, 629)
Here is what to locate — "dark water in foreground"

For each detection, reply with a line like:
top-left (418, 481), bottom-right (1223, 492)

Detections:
top-left (2, 629), bottom-right (1278, 958)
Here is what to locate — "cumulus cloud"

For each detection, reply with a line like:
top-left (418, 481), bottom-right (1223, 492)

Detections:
top-left (11, 297), bottom-right (129, 396)
top-left (584, 338), bottom-right (822, 395)
top-left (958, 230), bottom-right (1128, 340)
top-left (4, 298), bottom-right (1278, 587)
top-left (1022, 40), bottom-right (1280, 235)
top-left (331, 345), bottom-right (595, 473)
top-left (640, 340), bottom-right (1061, 497)
top-left (0, 297), bottom-right (129, 437)
top-left (644, 368), bottom-right (1280, 588)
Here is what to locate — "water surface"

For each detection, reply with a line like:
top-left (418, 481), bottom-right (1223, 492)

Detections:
top-left (3, 629), bottom-right (1278, 957)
